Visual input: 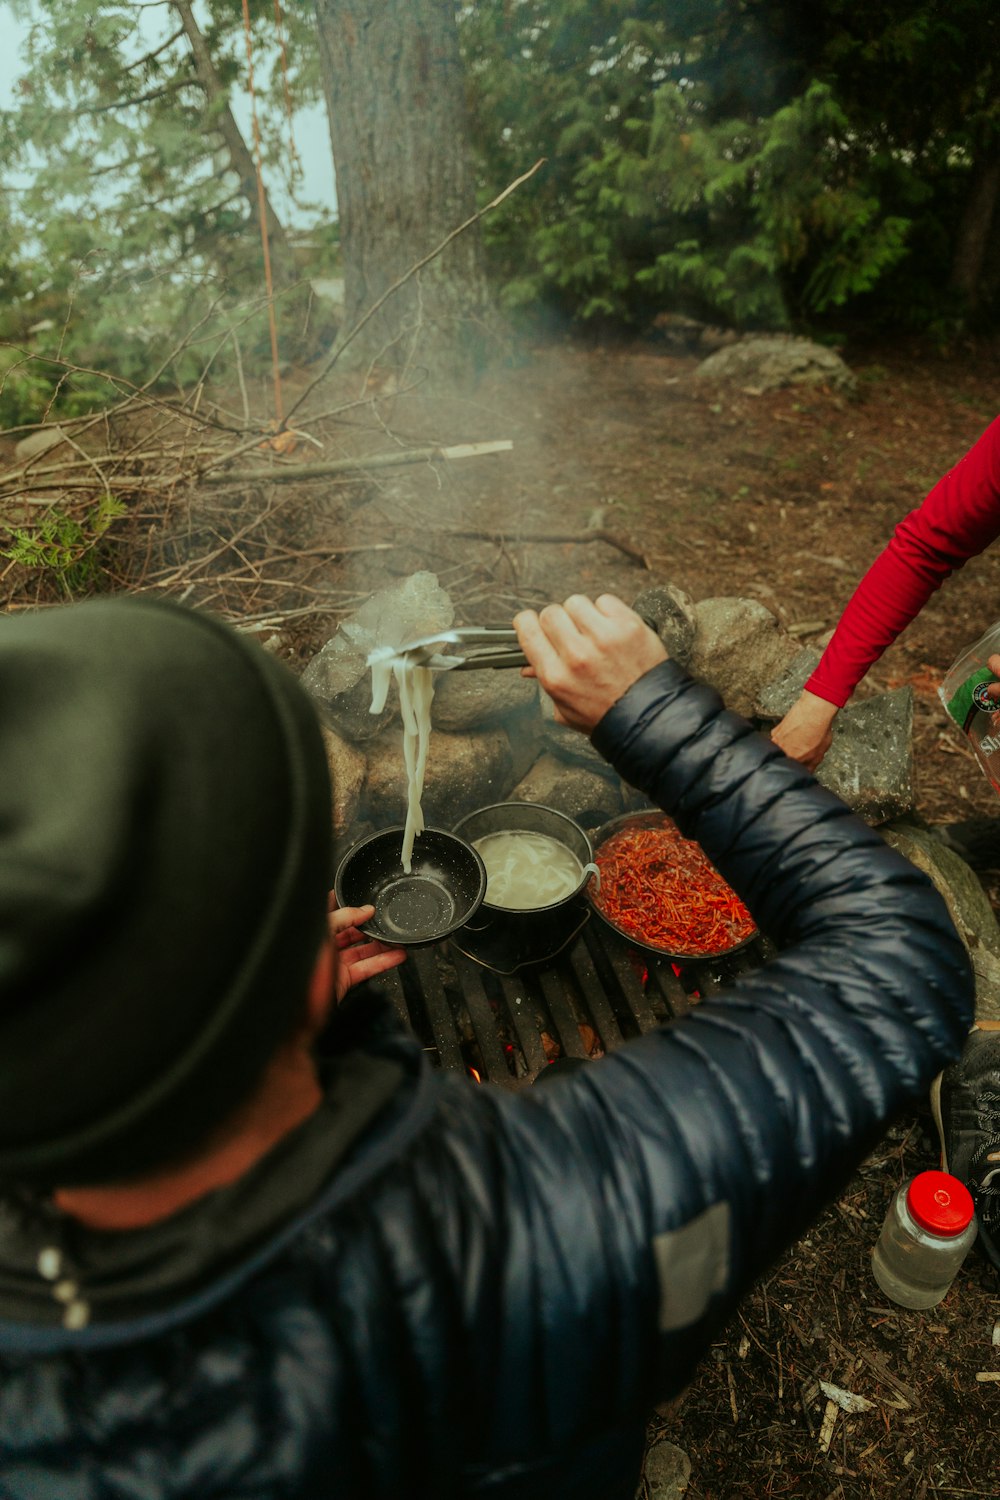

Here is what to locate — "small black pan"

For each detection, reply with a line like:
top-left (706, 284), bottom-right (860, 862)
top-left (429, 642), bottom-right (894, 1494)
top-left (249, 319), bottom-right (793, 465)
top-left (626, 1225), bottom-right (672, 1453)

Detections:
top-left (334, 826), bottom-right (487, 947)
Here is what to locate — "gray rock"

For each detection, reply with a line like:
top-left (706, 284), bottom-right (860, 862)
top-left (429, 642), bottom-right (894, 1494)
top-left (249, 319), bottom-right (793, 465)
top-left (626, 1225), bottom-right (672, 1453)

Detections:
top-left (754, 646), bottom-right (823, 719)
top-left (13, 425), bottom-right (71, 463)
top-left (632, 583), bottom-right (697, 669)
top-left (364, 726), bottom-right (515, 829)
top-left (689, 597), bottom-right (802, 717)
top-left (694, 336), bottom-right (856, 395)
top-left (509, 754), bottom-right (623, 829)
top-left (320, 726), bottom-right (367, 840)
top-left (881, 819), bottom-right (1000, 1022)
top-left (817, 688), bottom-right (914, 823)
top-left (755, 644), bottom-right (914, 822)
top-left (503, 711), bottom-right (545, 785)
top-left (433, 669), bottom-right (539, 732)
top-left (639, 1439), bottom-right (692, 1500)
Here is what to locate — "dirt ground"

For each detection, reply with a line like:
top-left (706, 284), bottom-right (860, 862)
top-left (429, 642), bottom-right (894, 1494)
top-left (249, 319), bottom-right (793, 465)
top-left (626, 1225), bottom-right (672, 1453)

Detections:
top-left (279, 332), bottom-right (1000, 1500)
top-left (7, 326), bottom-right (1000, 1496)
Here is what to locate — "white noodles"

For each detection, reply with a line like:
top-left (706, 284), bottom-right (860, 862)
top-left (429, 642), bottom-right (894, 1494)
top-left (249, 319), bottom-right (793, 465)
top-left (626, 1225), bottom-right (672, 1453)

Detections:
top-left (473, 830), bottom-right (584, 910)
top-left (368, 650), bottom-right (435, 874)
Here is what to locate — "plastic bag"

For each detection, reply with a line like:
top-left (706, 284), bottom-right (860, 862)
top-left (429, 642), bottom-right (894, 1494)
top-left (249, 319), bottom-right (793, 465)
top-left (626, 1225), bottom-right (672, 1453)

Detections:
top-left (938, 620), bottom-right (1000, 795)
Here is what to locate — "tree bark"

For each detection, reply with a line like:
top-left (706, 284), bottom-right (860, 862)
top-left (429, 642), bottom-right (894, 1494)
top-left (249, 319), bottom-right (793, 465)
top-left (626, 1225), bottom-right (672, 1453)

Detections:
top-left (949, 149), bottom-right (1000, 309)
top-left (170, 0), bottom-right (297, 287)
top-left (311, 0), bottom-right (491, 381)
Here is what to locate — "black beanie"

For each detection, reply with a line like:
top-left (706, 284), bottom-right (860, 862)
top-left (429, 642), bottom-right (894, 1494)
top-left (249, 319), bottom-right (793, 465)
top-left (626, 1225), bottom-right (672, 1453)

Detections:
top-left (0, 597), bottom-right (333, 1187)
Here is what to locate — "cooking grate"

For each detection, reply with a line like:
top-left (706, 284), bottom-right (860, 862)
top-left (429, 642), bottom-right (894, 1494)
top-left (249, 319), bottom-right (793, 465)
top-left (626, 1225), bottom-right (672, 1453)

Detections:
top-left (368, 912), bottom-right (770, 1086)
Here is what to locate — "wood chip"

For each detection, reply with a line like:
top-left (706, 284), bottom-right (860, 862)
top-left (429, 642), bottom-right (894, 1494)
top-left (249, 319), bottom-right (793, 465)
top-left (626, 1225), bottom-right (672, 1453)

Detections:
top-left (819, 1381), bottom-right (875, 1414)
top-left (818, 1398), bottom-right (839, 1452)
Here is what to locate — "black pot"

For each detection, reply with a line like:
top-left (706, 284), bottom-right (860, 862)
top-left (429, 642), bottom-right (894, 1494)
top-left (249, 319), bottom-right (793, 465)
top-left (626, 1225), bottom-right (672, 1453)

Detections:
top-left (334, 825), bottom-right (487, 947)
top-left (450, 802), bottom-right (595, 973)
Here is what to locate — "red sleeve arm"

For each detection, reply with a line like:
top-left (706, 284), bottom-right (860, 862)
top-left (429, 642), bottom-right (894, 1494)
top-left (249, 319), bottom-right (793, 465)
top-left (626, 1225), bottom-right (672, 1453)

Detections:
top-left (805, 416), bottom-right (1000, 707)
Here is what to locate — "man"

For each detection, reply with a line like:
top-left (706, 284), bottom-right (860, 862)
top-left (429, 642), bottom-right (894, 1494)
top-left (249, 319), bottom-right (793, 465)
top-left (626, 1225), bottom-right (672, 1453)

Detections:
top-left (0, 592), bottom-right (973, 1499)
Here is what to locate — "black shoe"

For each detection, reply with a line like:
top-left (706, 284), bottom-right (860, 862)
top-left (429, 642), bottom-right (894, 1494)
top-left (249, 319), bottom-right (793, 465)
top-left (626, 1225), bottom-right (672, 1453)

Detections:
top-left (930, 1026), bottom-right (1000, 1270)
top-left (932, 817), bottom-right (1000, 875)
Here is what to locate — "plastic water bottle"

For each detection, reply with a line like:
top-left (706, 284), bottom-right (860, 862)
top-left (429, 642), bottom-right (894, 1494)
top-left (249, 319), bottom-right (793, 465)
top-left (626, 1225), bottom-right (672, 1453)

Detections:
top-left (871, 1170), bottom-right (977, 1309)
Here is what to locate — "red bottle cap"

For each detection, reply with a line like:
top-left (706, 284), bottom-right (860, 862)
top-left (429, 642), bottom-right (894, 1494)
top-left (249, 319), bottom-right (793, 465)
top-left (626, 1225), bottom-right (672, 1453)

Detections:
top-left (906, 1171), bottom-right (975, 1236)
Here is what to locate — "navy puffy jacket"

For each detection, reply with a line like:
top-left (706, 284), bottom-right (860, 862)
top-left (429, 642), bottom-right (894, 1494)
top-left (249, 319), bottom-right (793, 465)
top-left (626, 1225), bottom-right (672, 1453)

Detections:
top-left (0, 663), bottom-right (974, 1499)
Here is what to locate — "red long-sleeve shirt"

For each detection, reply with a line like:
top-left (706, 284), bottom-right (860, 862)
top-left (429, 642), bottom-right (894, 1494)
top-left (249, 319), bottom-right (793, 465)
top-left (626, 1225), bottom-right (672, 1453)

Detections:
top-left (806, 416), bottom-right (1000, 707)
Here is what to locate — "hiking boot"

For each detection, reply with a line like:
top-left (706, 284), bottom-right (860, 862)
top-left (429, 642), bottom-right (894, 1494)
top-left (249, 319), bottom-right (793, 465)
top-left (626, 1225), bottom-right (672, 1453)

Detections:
top-left (930, 1025), bottom-right (1000, 1270)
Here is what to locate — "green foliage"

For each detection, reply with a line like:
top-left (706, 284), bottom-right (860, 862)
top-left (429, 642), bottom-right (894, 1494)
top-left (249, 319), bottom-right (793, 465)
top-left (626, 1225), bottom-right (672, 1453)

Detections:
top-left (461, 0), bottom-right (1000, 333)
top-left (0, 0), bottom-right (331, 425)
top-left (0, 347), bottom-right (54, 428)
top-left (1, 493), bottom-right (127, 597)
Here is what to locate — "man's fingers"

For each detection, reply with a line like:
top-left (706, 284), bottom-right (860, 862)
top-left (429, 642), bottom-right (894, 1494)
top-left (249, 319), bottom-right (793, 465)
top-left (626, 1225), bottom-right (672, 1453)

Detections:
top-left (343, 940), bottom-right (405, 968)
top-left (344, 947), bottom-right (407, 985)
top-left (514, 608), bottom-right (565, 680)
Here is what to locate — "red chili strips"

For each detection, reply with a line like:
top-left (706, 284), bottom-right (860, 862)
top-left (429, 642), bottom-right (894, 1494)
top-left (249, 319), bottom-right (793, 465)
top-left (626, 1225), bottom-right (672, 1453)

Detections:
top-left (592, 817), bottom-right (756, 956)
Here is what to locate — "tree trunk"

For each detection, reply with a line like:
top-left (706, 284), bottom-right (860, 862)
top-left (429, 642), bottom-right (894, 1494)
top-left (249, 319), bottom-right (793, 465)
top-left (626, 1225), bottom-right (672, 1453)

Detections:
top-left (170, 0), bottom-right (297, 288)
top-left (949, 148), bottom-right (1000, 309)
top-left (311, 0), bottom-right (491, 381)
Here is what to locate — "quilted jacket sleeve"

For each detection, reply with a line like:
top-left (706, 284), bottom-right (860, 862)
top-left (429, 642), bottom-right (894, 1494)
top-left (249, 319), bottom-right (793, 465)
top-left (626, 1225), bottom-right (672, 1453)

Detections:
top-left (400, 661), bottom-right (974, 1478)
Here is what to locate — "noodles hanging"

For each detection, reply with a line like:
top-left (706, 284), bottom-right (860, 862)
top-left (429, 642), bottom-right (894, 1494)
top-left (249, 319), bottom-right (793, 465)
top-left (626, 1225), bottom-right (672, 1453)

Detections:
top-left (368, 650), bottom-right (436, 873)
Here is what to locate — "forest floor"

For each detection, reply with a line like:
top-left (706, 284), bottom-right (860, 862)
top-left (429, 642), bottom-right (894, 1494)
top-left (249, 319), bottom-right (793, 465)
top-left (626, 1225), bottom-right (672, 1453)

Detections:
top-left (320, 329), bottom-right (1000, 1500)
top-left (5, 324), bottom-right (1000, 1496)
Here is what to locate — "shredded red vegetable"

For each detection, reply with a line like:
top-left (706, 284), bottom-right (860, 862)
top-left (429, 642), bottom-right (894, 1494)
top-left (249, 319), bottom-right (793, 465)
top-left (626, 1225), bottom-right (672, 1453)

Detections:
top-left (591, 816), bottom-right (756, 956)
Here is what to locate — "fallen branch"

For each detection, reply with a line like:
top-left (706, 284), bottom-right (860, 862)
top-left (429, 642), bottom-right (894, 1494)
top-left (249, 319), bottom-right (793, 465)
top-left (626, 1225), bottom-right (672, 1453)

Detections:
top-left (199, 439), bottom-right (513, 487)
top-left (447, 526), bottom-right (650, 567)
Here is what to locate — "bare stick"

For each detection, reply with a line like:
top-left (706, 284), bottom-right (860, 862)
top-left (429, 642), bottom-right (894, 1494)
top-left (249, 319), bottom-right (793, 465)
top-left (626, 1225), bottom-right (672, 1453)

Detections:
top-left (199, 440), bottom-right (513, 487)
top-left (282, 159), bottom-right (547, 425)
top-left (447, 526), bottom-right (650, 567)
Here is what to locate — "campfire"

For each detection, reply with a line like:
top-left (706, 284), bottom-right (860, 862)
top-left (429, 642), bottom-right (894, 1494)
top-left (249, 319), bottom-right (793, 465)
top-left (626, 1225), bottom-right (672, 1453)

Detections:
top-left (302, 569), bottom-right (992, 1077)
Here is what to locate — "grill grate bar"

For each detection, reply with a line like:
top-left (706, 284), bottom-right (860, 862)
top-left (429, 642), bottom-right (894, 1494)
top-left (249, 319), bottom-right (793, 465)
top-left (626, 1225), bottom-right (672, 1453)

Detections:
top-left (366, 917), bottom-right (768, 1087)
top-left (565, 940), bottom-right (626, 1055)
top-left (449, 948), bottom-right (516, 1080)
top-left (409, 946), bottom-right (465, 1072)
top-left (537, 968), bottom-right (591, 1060)
top-left (496, 973), bottom-right (550, 1074)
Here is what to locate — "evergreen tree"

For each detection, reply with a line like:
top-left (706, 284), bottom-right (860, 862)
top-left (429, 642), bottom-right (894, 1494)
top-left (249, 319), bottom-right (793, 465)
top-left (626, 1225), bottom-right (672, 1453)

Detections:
top-left (460, 0), bottom-right (999, 332)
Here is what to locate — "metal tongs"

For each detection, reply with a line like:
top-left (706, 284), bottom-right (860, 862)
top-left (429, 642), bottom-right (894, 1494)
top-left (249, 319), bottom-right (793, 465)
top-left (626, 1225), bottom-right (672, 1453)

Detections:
top-left (368, 627), bottom-right (526, 672)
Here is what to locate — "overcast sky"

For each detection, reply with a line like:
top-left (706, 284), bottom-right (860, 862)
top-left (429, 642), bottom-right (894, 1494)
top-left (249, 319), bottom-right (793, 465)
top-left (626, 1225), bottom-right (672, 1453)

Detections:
top-left (0, 0), bottom-right (337, 225)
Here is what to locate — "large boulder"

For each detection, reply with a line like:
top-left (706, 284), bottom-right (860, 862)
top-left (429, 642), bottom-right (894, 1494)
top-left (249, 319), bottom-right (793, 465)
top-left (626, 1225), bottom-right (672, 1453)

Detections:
top-left (881, 819), bottom-right (1000, 1022)
top-left (818, 688), bottom-right (915, 823)
top-left (433, 668), bottom-right (538, 731)
top-left (694, 336), bottom-right (856, 396)
top-left (509, 753), bottom-right (623, 829)
top-left (689, 597), bottom-right (802, 717)
top-left (364, 726), bottom-right (515, 829)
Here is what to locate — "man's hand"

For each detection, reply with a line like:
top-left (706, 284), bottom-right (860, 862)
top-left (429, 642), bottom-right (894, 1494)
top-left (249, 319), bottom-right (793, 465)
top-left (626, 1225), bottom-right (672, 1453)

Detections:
top-left (771, 690), bottom-right (839, 770)
top-left (328, 901), bottom-right (406, 1002)
top-left (513, 593), bottom-right (667, 733)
